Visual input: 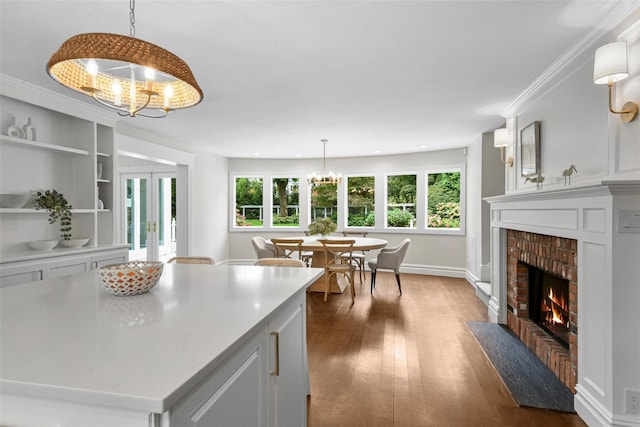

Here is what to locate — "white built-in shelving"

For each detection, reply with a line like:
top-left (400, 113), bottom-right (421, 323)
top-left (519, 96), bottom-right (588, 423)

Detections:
top-left (0, 85), bottom-right (125, 272)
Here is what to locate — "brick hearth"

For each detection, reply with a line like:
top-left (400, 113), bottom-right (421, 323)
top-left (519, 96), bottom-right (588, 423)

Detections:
top-left (506, 230), bottom-right (578, 392)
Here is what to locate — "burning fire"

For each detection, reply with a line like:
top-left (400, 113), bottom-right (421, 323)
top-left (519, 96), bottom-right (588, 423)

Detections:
top-left (547, 288), bottom-right (568, 327)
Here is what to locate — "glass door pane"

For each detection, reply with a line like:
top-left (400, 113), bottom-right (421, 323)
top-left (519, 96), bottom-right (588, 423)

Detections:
top-left (125, 176), bottom-right (150, 261)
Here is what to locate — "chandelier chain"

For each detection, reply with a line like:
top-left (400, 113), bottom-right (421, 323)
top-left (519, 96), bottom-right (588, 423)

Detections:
top-left (129, 0), bottom-right (136, 37)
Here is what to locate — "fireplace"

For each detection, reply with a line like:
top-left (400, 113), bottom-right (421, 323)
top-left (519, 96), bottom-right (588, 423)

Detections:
top-left (527, 265), bottom-right (570, 349)
top-left (506, 230), bottom-right (577, 391)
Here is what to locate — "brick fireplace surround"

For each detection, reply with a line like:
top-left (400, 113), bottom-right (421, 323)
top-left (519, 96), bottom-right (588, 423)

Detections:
top-left (506, 230), bottom-right (577, 392)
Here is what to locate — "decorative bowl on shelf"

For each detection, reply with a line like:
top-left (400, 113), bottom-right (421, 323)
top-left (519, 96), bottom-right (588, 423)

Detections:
top-left (59, 238), bottom-right (90, 248)
top-left (97, 261), bottom-right (164, 296)
top-left (0, 192), bottom-right (30, 208)
top-left (28, 240), bottom-right (59, 250)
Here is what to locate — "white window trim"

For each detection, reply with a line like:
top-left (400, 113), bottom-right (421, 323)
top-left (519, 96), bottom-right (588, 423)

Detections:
top-left (230, 165), bottom-right (465, 236)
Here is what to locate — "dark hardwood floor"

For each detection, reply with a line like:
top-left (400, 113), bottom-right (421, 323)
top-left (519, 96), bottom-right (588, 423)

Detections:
top-left (305, 272), bottom-right (587, 427)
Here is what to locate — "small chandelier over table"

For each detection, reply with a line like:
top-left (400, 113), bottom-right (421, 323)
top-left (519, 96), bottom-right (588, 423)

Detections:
top-left (46, 0), bottom-right (202, 118)
top-left (307, 139), bottom-right (342, 185)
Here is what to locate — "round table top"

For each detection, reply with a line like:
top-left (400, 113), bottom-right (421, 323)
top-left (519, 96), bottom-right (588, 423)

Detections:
top-left (270, 236), bottom-right (387, 251)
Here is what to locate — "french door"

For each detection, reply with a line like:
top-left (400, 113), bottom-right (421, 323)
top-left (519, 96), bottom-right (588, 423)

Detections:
top-left (122, 173), bottom-right (176, 262)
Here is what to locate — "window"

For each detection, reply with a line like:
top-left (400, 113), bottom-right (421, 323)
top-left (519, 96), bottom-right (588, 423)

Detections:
top-left (346, 175), bottom-right (375, 227)
top-left (234, 177), bottom-right (263, 227)
top-left (310, 182), bottom-right (337, 223)
top-left (230, 164), bottom-right (464, 235)
top-left (426, 170), bottom-right (461, 229)
top-left (386, 173), bottom-right (416, 229)
top-left (272, 177), bottom-right (300, 227)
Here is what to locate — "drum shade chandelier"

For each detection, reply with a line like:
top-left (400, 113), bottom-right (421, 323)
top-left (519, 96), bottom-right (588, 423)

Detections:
top-left (46, 0), bottom-right (202, 118)
top-left (307, 139), bottom-right (342, 185)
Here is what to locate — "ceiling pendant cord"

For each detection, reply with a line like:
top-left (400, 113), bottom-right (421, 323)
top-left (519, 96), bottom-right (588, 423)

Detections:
top-left (130, 0), bottom-right (136, 38)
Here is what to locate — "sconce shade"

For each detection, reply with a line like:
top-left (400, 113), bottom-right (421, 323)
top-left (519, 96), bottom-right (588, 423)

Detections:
top-left (493, 128), bottom-right (510, 148)
top-left (593, 41), bottom-right (629, 85)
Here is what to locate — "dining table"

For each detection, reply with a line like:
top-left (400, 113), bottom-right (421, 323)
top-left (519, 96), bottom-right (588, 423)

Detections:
top-left (269, 236), bottom-right (388, 294)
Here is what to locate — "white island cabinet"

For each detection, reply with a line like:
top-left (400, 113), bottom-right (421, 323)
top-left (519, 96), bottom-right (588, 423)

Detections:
top-left (0, 264), bottom-right (322, 427)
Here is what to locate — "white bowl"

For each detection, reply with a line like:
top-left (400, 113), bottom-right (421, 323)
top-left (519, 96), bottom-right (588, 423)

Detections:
top-left (97, 261), bottom-right (164, 296)
top-left (0, 193), bottom-right (30, 208)
top-left (59, 238), bottom-right (90, 248)
top-left (28, 240), bottom-right (59, 250)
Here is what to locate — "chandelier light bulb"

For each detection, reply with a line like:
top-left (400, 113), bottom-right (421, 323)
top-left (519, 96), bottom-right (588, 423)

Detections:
top-left (112, 80), bottom-right (122, 106)
top-left (86, 59), bottom-right (98, 89)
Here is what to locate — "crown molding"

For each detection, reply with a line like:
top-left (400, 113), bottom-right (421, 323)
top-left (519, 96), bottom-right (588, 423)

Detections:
top-left (501, 2), bottom-right (640, 118)
top-left (0, 73), bottom-right (115, 125)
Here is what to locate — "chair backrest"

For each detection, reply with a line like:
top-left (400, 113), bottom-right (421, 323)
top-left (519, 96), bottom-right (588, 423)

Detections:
top-left (166, 256), bottom-right (215, 265)
top-left (254, 258), bottom-right (306, 267)
top-left (270, 238), bottom-right (304, 259)
top-left (251, 236), bottom-right (276, 259)
top-left (376, 239), bottom-right (410, 270)
top-left (318, 239), bottom-right (355, 269)
top-left (342, 231), bottom-right (368, 238)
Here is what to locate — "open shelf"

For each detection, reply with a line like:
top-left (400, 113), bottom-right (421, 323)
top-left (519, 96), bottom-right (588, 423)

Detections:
top-left (0, 135), bottom-right (89, 156)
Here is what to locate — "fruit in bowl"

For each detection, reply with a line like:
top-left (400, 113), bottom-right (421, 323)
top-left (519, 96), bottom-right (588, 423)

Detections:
top-left (97, 261), bottom-right (164, 296)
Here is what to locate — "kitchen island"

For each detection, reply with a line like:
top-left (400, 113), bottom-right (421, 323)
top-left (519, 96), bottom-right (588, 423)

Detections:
top-left (1, 263), bottom-right (323, 426)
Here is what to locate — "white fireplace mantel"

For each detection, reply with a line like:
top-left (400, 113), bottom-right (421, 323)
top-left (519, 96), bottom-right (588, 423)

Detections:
top-left (486, 180), bottom-right (640, 427)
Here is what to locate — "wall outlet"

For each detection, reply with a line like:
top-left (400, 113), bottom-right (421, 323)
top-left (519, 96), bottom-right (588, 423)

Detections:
top-left (627, 389), bottom-right (640, 415)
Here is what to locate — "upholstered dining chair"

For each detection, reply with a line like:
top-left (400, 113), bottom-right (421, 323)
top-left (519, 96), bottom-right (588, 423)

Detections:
top-left (271, 238), bottom-right (304, 260)
top-left (341, 231), bottom-right (368, 283)
top-left (251, 236), bottom-right (276, 259)
top-left (166, 256), bottom-right (215, 265)
top-left (367, 238), bottom-right (410, 294)
top-left (254, 258), bottom-right (306, 267)
top-left (318, 239), bottom-right (356, 303)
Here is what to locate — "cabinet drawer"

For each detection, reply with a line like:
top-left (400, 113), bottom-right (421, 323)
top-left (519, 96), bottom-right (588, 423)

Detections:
top-left (0, 269), bottom-right (42, 288)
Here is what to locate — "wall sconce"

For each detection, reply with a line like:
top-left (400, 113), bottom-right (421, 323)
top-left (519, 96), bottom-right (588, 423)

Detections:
top-left (494, 128), bottom-right (513, 167)
top-left (593, 41), bottom-right (638, 123)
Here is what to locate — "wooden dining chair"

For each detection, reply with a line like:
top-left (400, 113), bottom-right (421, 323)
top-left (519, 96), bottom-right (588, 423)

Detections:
top-left (342, 231), bottom-right (368, 283)
top-left (270, 238), bottom-right (304, 260)
top-left (166, 256), bottom-right (215, 265)
top-left (318, 239), bottom-right (356, 303)
top-left (254, 258), bottom-right (306, 267)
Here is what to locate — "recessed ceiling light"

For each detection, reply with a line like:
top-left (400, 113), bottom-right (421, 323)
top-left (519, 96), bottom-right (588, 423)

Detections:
top-left (373, 150), bottom-right (382, 154)
top-left (418, 144), bottom-right (427, 148)
top-left (252, 152), bottom-right (260, 156)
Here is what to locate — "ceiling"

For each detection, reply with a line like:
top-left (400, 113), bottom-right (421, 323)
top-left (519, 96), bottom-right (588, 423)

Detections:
top-left (0, 1), bottom-right (625, 159)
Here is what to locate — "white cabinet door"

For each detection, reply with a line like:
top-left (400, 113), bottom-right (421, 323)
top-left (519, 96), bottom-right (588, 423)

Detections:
top-left (170, 332), bottom-right (269, 426)
top-left (269, 295), bottom-right (307, 427)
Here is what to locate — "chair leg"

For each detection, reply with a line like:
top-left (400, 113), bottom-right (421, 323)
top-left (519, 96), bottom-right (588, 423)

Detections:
top-left (349, 272), bottom-right (355, 304)
top-left (324, 272), bottom-right (331, 302)
top-left (370, 270), bottom-right (376, 294)
top-left (395, 272), bottom-right (402, 295)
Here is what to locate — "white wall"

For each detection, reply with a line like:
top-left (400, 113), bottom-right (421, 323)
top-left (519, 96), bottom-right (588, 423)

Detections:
top-left (503, 17), bottom-right (640, 192)
top-left (191, 150), bottom-right (228, 262)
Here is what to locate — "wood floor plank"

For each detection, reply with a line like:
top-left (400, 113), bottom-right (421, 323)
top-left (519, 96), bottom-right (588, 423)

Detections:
top-left (306, 272), bottom-right (587, 427)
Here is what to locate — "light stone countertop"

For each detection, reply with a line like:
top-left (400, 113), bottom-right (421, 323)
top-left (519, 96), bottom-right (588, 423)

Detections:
top-left (0, 264), bottom-right (323, 413)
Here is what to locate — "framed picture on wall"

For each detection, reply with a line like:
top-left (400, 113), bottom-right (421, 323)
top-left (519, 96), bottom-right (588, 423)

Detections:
top-left (520, 121), bottom-right (540, 177)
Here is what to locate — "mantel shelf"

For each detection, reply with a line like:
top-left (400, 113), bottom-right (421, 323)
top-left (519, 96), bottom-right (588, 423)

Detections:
top-left (0, 135), bottom-right (89, 156)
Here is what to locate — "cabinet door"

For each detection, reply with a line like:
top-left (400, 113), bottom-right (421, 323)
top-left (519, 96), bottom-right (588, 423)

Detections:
top-left (170, 332), bottom-right (268, 426)
top-left (45, 257), bottom-right (91, 279)
top-left (269, 296), bottom-right (307, 427)
top-left (0, 266), bottom-right (43, 288)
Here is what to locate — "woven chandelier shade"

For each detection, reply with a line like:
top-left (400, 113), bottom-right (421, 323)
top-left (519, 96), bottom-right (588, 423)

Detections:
top-left (47, 32), bottom-right (203, 112)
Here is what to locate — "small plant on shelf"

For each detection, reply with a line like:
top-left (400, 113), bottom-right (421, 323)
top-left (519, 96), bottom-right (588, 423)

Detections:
top-left (308, 217), bottom-right (337, 237)
top-left (34, 189), bottom-right (72, 240)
